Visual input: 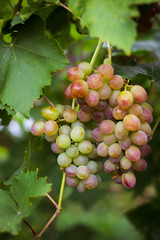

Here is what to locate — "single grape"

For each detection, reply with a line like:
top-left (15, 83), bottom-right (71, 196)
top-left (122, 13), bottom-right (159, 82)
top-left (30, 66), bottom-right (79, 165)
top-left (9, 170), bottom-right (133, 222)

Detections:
top-left (112, 106), bottom-right (127, 120)
top-left (63, 108), bottom-right (77, 123)
top-left (139, 108), bottom-right (153, 124)
top-left (122, 172), bottom-right (136, 189)
top-left (85, 90), bottom-right (100, 107)
top-left (123, 114), bottom-right (141, 131)
top-left (113, 175), bottom-right (122, 184)
top-left (44, 120), bottom-right (58, 136)
top-left (118, 137), bottom-right (131, 150)
top-left (139, 144), bottom-right (151, 157)
top-left (73, 154), bottom-right (89, 166)
top-left (92, 128), bottom-right (104, 142)
top-left (109, 152), bottom-right (123, 163)
top-left (71, 120), bottom-right (85, 129)
top-left (88, 145), bottom-right (98, 159)
top-left (66, 176), bottom-right (79, 187)
top-left (83, 174), bottom-right (98, 189)
top-left (109, 75), bottom-right (124, 90)
top-left (128, 104), bottom-right (142, 117)
top-left (41, 106), bottom-right (60, 121)
top-left (125, 145), bottom-right (141, 162)
top-left (109, 90), bottom-right (120, 107)
top-left (57, 152), bottom-right (72, 168)
top-left (103, 58), bottom-right (111, 64)
top-left (141, 102), bottom-right (153, 113)
top-left (66, 145), bottom-right (79, 158)
top-left (120, 156), bottom-right (132, 170)
top-left (104, 159), bottom-right (118, 173)
top-left (84, 130), bottom-right (95, 143)
top-left (71, 80), bottom-right (89, 98)
top-left (70, 126), bottom-right (85, 142)
top-left (76, 181), bottom-right (87, 193)
top-left (98, 84), bottom-right (112, 100)
top-left (67, 67), bottom-right (84, 82)
top-left (59, 125), bottom-right (71, 136)
top-left (77, 62), bottom-right (92, 75)
top-left (81, 104), bottom-right (94, 113)
top-left (130, 85), bottom-right (147, 103)
top-left (132, 158), bottom-right (147, 171)
top-left (65, 84), bottom-right (74, 99)
top-left (99, 120), bottom-right (115, 134)
top-left (117, 91), bottom-right (133, 110)
top-left (91, 110), bottom-right (105, 122)
top-left (131, 130), bottom-right (148, 146)
top-left (87, 74), bottom-right (103, 90)
top-left (51, 142), bottom-right (64, 154)
top-left (95, 100), bottom-right (108, 111)
top-left (56, 134), bottom-right (71, 149)
top-left (31, 120), bottom-right (44, 136)
top-left (65, 164), bottom-right (77, 177)
top-left (45, 133), bottom-right (58, 142)
top-left (87, 161), bottom-right (98, 174)
top-left (115, 121), bottom-right (129, 140)
top-left (78, 109), bottom-right (91, 122)
top-left (105, 105), bottom-right (114, 120)
top-left (108, 143), bottom-right (122, 157)
top-left (78, 140), bottom-right (93, 154)
top-left (98, 64), bottom-right (114, 79)
top-left (54, 104), bottom-right (65, 117)
top-left (76, 166), bottom-right (90, 179)
top-left (103, 133), bottom-right (117, 145)
top-left (97, 142), bottom-right (109, 157)
top-left (140, 122), bottom-right (152, 137)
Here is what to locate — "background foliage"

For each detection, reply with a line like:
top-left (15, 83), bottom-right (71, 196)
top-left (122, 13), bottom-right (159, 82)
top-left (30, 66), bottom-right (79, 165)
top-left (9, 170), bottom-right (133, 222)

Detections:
top-left (0, 0), bottom-right (160, 239)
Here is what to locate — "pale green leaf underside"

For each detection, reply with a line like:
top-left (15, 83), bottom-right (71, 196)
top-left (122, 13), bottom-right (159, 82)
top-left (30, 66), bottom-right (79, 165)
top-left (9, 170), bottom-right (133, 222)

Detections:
top-left (69, 0), bottom-right (156, 53)
top-left (0, 15), bottom-right (69, 117)
top-left (0, 170), bottom-right (51, 235)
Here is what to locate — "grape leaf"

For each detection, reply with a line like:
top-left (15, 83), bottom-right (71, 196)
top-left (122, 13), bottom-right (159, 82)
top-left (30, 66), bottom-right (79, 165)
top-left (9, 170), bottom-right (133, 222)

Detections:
top-left (0, 15), bottom-right (69, 117)
top-left (0, 170), bottom-right (52, 235)
top-left (68, 0), bottom-right (156, 53)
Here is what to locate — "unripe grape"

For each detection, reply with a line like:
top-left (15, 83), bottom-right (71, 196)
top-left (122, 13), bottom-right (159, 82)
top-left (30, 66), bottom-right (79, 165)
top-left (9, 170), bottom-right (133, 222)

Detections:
top-left (99, 120), bottom-right (115, 134)
top-left (95, 100), bottom-right (108, 111)
top-left (66, 145), bottom-right (79, 158)
top-left (130, 85), bottom-right (147, 103)
top-left (70, 126), bottom-right (85, 142)
top-left (123, 114), bottom-right (141, 131)
top-left (63, 108), bottom-right (77, 123)
top-left (66, 176), bottom-right (79, 187)
top-left (140, 144), bottom-right (151, 157)
top-left (108, 143), bottom-right (122, 157)
top-left (87, 74), bottom-right (103, 89)
top-left (44, 120), bottom-right (58, 136)
top-left (125, 145), bottom-right (141, 162)
top-left (56, 134), bottom-right (71, 149)
top-left (98, 64), bottom-right (114, 79)
top-left (122, 172), bottom-right (136, 189)
top-left (83, 174), bottom-right (98, 189)
top-left (109, 75), bottom-right (124, 90)
top-left (76, 166), bottom-right (90, 179)
top-left (31, 120), bottom-right (44, 136)
top-left (78, 109), bottom-right (91, 122)
top-left (78, 140), bottom-right (93, 154)
top-left (139, 108), bottom-right (153, 124)
top-left (45, 133), bottom-right (58, 142)
top-left (104, 160), bottom-right (118, 173)
top-left (73, 154), bottom-right (89, 166)
top-left (41, 106), bottom-right (60, 120)
top-left (91, 111), bottom-right (105, 122)
top-left (85, 90), bottom-right (100, 107)
top-left (92, 128), bottom-right (104, 142)
top-left (109, 90), bottom-right (120, 107)
top-left (98, 84), bottom-right (112, 100)
top-left (51, 142), bottom-right (64, 154)
top-left (103, 57), bottom-right (111, 64)
top-left (65, 164), bottom-right (77, 177)
top-left (67, 67), bottom-right (84, 82)
top-left (117, 91), bottom-right (133, 110)
top-left (103, 133), bottom-right (117, 145)
top-left (57, 152), bottom-right (72, 168)
top-left (65, 84), bottom-right (74, 99)
top-left (59, 125), bottom-right (71, 136)
top-left (115, 121), bottom-right (129, 140)
top-left (77, 181), bottom-right (87, 193)
top-left (97, 142), bottom-right (109, 157)
top-left (118, 137), bottom-right (131, 150)
top-left (140, 122), bottom-right (152, 137)
top-left (105, 105), bottom-right (114, 120)
top-left (71, 80), bottom-right (89, 98)
top-left (54, 104), bottom-right (65, 117)
top-left (71, 120), bottom-right (85, 129)
top-left (87, 161), bottom-right (98, 174)
top-left (77, 62), bottom-right (92, 75)
top-left (128, 104), bottom-right (142, 117)
top-left (120, 156), bottom-right (132, 170)
top-left (112, 106), bottom-right (127, 120)
top-left (88, 145), bottom-right (98, 159)
top-left (131, 130), bottom-right (148, 146)
top-left (84, 130), bottom-right (95, 143)
top-left (132, 158), bottom-right (147, 171)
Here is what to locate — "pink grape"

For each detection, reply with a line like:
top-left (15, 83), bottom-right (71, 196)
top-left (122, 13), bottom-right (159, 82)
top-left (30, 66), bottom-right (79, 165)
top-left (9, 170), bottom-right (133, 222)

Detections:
top-left (71, 80), bottom-right (89, 98)
top-left (44, 120), bottom-right (58, 136)
top-left (83, 174), bottom-right (98, 189)
top-left (112, 106), bottom-right (127, 120)
top-left (99, 120), bottom-right (115, 134)
top-left (115, 121), bottom-right (129, 140)
top-left (104, 160), bottom-right (118, 173)
top-left (45, 133), bottom-right (58, 142)
top-left (87, 74), bottom-right (103, 89)
top-left (76, 166), bottom-right (90, 180)
top-left (95, 100), bottom-right (108, 111)
top-left (103, 133), bottom-right (117, 145)
top-left (85, 90), bottom-right (100, 107)
top-left (88, 146), bottom-right (98, 159)
top-left (131, 130), bottom-right (148, 146)
top-left (122, 172), bottom-right (136, 189)
top-left (132, 158), bottom-right (147, 171)
top-left (78, 109), bottom-right (91, 122)
top-left (109, 90), bottom-right (120, 107)
top-left (108, 143), bottom-right (122, 157)
top-left (67, 67), bottom-right (84, 82)
top-left (140, 144), bottom-right (151, 157)
top-left (63, 108), bottom-right (77, 123)
top-left (77, 62), bottom-right (92, 75)
top-left (81, 104), bottom-right (94, 113)
top-left (51, 142), bottom-right (64, 154)
top-left (120, 156), bottom-right (132, 170)
top-left (139, 108), bottom-right (153, 124)
top-left (77, 181), bottom-right (87, 193)
top-left (140, 122), bottom-right (152, 137)
top-left (128, 104), bottom-right (142, 117)
top-left (97, 142), bottom-right (109, 157)
top-left (113, 175), bottom-right (122, 184)
top-left (123, 114), bottom-right (141, 131)
top-left (125, 145), bottom-right (141, 162)
top-left (105, 105), bottom-right (114, 120)
top-left (141, 102), bottom-right (153, 113)
top-left (31, 120), bottom-right (44, 136)
top-left (98, 84), bottom-right (112, 100)
top-left (130, 85), bottom-right (147, 103)
top-left (66, 176), bottom-right (79, 187)
top-left (118, 137), bottom-right (131, 150)
top-left (117, 91), bottom-right (133, 110)
top-left (109, 152), bottom-right (123, 163)
top-left (109, 75), bottom-right (124, 90)
top-left (98, 64), bottom-right (114, 79)
top-left (65, 84), bottom-right (74, 99)
top-left (91, 111), bottom-right (105, 122)
top-left (92, 127), bottom-right (104, 142)
top-left (65, 164), bottom-right (77, 177)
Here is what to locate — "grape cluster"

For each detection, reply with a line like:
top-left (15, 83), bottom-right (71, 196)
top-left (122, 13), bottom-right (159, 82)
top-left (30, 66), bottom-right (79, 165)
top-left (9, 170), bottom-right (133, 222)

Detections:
top-left (31, 60), bottom-right (153, 191)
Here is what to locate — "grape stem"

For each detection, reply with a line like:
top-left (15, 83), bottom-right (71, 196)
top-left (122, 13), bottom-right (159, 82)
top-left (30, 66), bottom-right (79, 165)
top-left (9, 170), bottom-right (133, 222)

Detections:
top-left (44, 95), bottom-right (54, 107)
top-left (72, 98), bottom-right (76, 109)
top-left (7, 0), bottom-right (14, 10)
top-left (149, 80), bottom-right (154, 104)
top-left (107, 41), bottom-right (112, 64)
top-left (36, 171), bottom-right (66, 238)
top-left (90, 39), bottom-right (103, 68)
top-left (152, 115), bottom-right (160, 137)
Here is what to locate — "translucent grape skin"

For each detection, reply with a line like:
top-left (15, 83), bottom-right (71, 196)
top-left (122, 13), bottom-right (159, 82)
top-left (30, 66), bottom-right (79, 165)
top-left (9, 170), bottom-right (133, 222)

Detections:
top-left (45, 133), bottom-right (58, 142)
top-left (109, 90), bottom-right (120, 107)
top-left (77, 62), bottom-right (92, 75)
top-left (56, 134), bottom-right (71, 149)
top-left (120, 156), bottom-right (132, 170)
top-left (128, 104), bottom-right (142, 117)
top-left (87, 74), bottom-right (103, 90)
top-left (83, 174), bottom-right (98, 189)
top-left (109, 152), bottom-right (123, 163)
top-left (122, 172), bottom-right (136, 189)
top-left (57, 152), bottom-right (72, 168)
top-left (78, 140), bottom-right (93, 154)
top-left (76, 166), bottom-right (90, 179)
top-left (85, 90), bottom-right (100, 107)
top-left (88, 146), bottom-right (98, 159)
top-left (41, 106), bottom-right (60, 121)
top-left (125, 145), bottom-right (141, 162)
top-left (31, 120), bottom-right (44, 136)
top-left (99, 120), bottom-right (115, 135)
top-left (140, 122), bottom-right (152, 137)
top-left (71, 120), bottom-right (85, 129)
top-left (139, 108), bottom-right (153, 124)
top-left (109, 75), bottom-right (124, 90)
top-left (67, 67), bottom-right (84, 82)
top-left (104, 159), bottom-right (118, 173)
top-left (65, 164), bottom-right (77, 177)
top-left (132, 158), bottom-right (147, 171)
top-left (131, 130), bottom-right (148, 146)
top-left (71, 80), bottom-right (89, 98)
top-left (73, 154), bottom-right (89, 166)
top-left (95, 100), bottom-right (108, 111)
top-left (123, 114), bottom-right (141, 131)
top-left (130, 85), bottom-right (147, 103)
top-left (98, 64), bottom-right (114, 79)
top-left (105, 105), bottom-right (114, 120)
top-left (63, 108), bottom-right (77, 123)
top-left (112, 106), bottom-right (127, 120)
top-left (117, 90), bottom-right (133, 110)
top-left (44, 120), bottom-right (58, 136)
top-left (97, 142), bottom-right (109, 157)
top-left (70, 126), bottom-right (85, 142)
top-left (78, 109), bottom-right (91, 122)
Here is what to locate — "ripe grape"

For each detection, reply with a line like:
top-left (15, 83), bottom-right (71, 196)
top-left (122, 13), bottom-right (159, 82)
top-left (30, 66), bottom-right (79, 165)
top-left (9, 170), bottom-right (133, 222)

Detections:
top-left (122, 172), bottom-right (136, 189)
top-left (77, 62), bottom-right (92, 75)
top-left (118, 137), bottom-right (131, 150)
top-left (83, 174), bottom-right (98, 189)
top-left (78, 109), bottom-right (91, 122)
top-left (31, 120), bottom-right (44, 136)
top-left (92, 128), bottom-right (104, 142)
top-left (91, 110), bottom-right (105, 122)
top-left (77, 181), bottom-right (87, 193)
top-left (115, 121), bottom-right (129, 140)
top-left (63, 108), bottom-right (77, 123)
top-left (87, 74), bottom-right (103, 90)
top-left (87, 161), bottom-right (98, 174)
top-left (97, 142), bottom-right (109, 157)
top-left (65, 164), bottom-right (77, 177)
top-left (45, 133), bottom-right (58, 142)
top-left (117, 91), bottom-right (133, 110)
top-left (98, 84), bottom-right (112, 100)
top-left (98, 64), bottom-right (114, 79)
top-left (76, 166), bottom-right (90, 179)
top-left (125, 145), bottom-right (141, 162)
top-left (41, 106), bottom-right (60, 120)
top-left (123, 114), bottom-right (141, 131)
top-left (66, 145), bottom-right (79, 158)
top-left (128, 104), bottom-right (142, 117)
top-left (85, 90), bottom-right (100, 107)
top-left (112, 106), bottom-right (127, 120)
top-left (109, 90), bottom-right (120, 107)
top-left (71, 80), bottom-right (89, 98)
top-left (99, 120), bottom-right (115, 134)
top-left (66, 176), bottom-right (79, 187)
top-left (59, 125), bottom-right (71, 136)
top-left (51, 142), bottom-right (64, 154)
top-left (109, 75), bottom-right (124, 90)
top-left (108, 143), bottom-right (122, 157)
top-left (130, 85), bottom-right (147, 103)
top-left (44, 120), bottom-right (58, 136)
top-left (67, 67), bottom-right (84, 82)
top-left (73, 154), bottom-right (89, 166)
top-left (103, 133), bottom-right (117, 145)
top-left (132, 158), bottom-right (147, 171)
top-left (71, 120), bottom-right (85, 128)
top-left (65, 84), bottom-right (74, 99)
top-left (120, 156), bottom-right (132, 170)
top-left (104, 160), bottom-right (118, 173)
top-left (131, 130), bottom-right (148, 146)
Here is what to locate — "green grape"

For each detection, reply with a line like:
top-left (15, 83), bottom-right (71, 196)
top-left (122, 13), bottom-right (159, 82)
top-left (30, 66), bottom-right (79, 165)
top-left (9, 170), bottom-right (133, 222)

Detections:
top-left (57, 152), bottom-right (72, 168)
top-left (73, 154), bottom-right (89, 166)
top-left (70, 126), bottom-right (85, 142)
top-left (59, 125), bottom-right (71, 136)
top-left (66, 145), bottom-right (79, 158)
top-left (78, 140), bottom-right (93, 154)
top-left (56, 134), bottom-right (71, 149)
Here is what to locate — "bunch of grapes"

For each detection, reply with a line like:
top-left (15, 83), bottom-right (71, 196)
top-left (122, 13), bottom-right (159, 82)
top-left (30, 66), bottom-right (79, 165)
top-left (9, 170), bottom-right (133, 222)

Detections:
top-left (31, 60), bottom-right (153, 191)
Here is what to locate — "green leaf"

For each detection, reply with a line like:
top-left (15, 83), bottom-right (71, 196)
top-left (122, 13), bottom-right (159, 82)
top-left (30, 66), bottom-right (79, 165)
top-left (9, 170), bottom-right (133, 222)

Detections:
top-left (0, 15), bottom-right (69, 117)
top-left (68, 0), bottom-right (156, 53)
top-left (0, 170), bottom-right (52, 235)
top-left (0, 109), bottom-right (12, 126)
